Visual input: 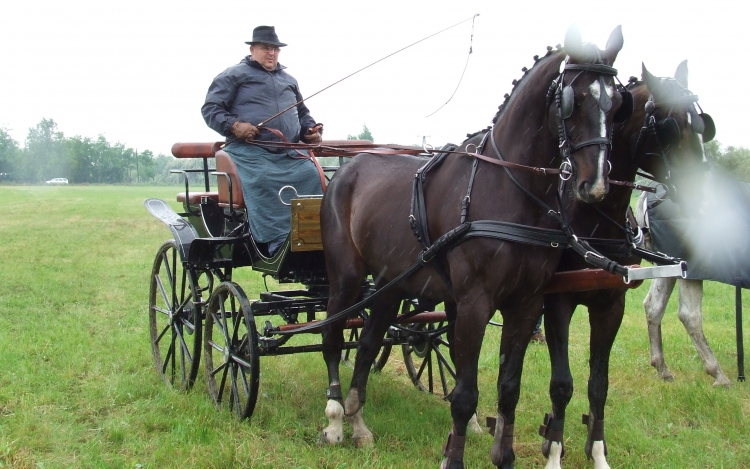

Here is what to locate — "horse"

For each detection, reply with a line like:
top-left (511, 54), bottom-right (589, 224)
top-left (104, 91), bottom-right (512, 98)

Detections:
top-left (634, 190), bottom-right (732, 388)
top-left (318, 25), bottom-right (628, 469)
top-left (540, 60), bottom-right (717, 469)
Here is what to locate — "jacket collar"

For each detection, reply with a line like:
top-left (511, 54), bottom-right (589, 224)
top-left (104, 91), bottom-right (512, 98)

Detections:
top-left (242, 55), bottom-right (286, 72)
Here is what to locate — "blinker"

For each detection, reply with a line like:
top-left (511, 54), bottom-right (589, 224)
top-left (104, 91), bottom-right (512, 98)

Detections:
top-left (613, 90), bottom-right (633, 123)
top-left (561, 86), bottom-right (574, 119)
top-left (700, 113), bottom-right (716, 142)
top-left (688, 106), bottom-right (705, 135)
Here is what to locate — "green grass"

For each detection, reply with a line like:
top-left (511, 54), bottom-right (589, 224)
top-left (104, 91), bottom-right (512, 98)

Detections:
top-left (0, 185), bottom-right (748, 468)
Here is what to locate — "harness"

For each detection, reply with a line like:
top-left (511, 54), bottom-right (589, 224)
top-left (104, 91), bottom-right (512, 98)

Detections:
top-left (409, 60), bottom-right (633, 277)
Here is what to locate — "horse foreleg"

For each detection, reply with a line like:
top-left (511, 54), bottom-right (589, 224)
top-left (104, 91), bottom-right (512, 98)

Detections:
top-left (643, 277), bottom-right (676, 381)
top-left (583, 294), bottom-right (625, 469)
top-left (490, 305), bottom-right (540, 469)
top-left (440, 295), bottom-right (491, 469)
top-left (445, 302), bottom-right (483, 435)
top-left (677, 280), bottom-right (732, 387)
top-left (539, 294), bottom-right (575, 469)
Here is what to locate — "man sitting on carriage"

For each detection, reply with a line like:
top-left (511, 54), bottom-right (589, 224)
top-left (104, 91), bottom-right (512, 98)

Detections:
top-left (202, 25), bottom-right (324, 256)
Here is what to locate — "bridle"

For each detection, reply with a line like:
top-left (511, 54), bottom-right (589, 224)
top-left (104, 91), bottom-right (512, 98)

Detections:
top-left (547, 56), bottom-right (633, 180)
top-left (633, 77), bottom-right (716, 196)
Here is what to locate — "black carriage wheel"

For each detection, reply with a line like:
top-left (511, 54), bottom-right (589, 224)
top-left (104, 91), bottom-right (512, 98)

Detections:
top-left (341, 323), bottom-right (393, 373)
top-left (204, 281), bottom-right (260, 420)
top-left (400, 301), bottom-right (456, 398)
top-left (148, 240), bottom-right (203, 390)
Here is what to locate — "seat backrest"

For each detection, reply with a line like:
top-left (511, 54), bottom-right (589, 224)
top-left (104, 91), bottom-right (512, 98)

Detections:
top-left (215, 150), bottom-right (245, 208)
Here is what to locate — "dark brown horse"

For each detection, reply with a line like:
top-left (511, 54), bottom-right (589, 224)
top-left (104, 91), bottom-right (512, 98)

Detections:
top-left (540, 61), bottom-right (715, 468)
top-left (318, 25), bottom-right (628, 469)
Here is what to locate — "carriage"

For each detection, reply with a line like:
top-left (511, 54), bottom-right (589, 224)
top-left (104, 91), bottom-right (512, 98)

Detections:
top-left (144, 137), bottom-right (680, 420)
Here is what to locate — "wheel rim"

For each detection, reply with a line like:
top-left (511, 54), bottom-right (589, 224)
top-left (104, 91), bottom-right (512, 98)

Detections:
top-left (204, 281), bottom-right (260, 420)
top-left (400, 301), bottom-right (456, 397)
top-left (149, 240), bottom-right (202, 390)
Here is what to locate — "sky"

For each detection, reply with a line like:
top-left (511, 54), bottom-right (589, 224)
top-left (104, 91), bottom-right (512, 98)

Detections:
top-left (2, 0), bottom-right (749, 157)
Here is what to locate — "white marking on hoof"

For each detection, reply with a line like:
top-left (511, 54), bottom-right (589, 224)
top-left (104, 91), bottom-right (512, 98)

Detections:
top-left (440, 457), bottom-right (450, 469)
top-left (544, 441), bottom-right (563, 469)
top-left (468, 413), bottom-right (483, 434)
top-left (490, 412), bottom-right (506, 466)
top-left (592, 441), bottom-right (610, 469)
top-left (320, 399), bottom-right (344, 445)
top-left (345, 389), bottom-right (373, 447)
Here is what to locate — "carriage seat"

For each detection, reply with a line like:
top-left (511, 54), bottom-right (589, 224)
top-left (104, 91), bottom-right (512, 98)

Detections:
top-left (176, 191), bottom-right (219, 204)
top-left (215, 150), bottom-right (245, 209)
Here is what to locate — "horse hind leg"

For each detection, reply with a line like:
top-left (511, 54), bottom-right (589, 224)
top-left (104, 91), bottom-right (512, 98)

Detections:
top-left (643, 277), bottom-right (676, 381)
top-left (344, 292), bottom-right (401, 447)
top-left (677, 280), bottom-right (732, 387)
top-left (319, 263), bottom-right (367, 445)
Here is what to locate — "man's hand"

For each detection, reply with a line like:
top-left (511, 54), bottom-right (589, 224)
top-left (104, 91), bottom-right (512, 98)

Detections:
top-left (232, 121), bottom-right (259, 140)
top-left (303, 124), bottom-right (323, 144)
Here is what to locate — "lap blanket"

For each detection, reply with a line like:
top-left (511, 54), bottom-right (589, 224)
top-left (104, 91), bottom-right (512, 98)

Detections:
top-left (647, 170), bottom-right (750, 287)
top-left (224, 142), bottom-right (323, 243)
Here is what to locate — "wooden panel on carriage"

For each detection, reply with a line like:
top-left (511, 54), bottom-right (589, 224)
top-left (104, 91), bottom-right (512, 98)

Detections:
top-left (290, 197), bottom-right (323, 251)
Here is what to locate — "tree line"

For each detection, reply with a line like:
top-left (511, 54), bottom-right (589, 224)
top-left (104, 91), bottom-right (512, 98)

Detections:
top-left (0, 118), bottom-right (181, 184)
top-left (2, 119), bottom-right (750, 184)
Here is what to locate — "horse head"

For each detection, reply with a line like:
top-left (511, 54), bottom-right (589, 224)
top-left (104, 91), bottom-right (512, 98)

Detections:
top-left (550, 25), bottom-right (629, 203)
top-left (633, 61), bottom-right (715, 205)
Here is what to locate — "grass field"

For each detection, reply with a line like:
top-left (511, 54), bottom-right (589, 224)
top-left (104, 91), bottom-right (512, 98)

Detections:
top-left (0, 185), bottom-right (748, 469)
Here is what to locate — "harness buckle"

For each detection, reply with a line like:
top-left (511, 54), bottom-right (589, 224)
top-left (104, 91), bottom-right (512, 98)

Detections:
top-left (559, 159), bottom-right (573, 181)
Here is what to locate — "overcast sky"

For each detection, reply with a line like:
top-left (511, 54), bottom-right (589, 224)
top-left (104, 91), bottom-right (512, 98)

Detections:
top-left (2, 0), bottom-right (748, 157)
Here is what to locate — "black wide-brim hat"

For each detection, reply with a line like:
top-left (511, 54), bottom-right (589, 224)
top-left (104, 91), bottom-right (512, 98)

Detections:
top-left (245, 25), bottom-right (287, 47)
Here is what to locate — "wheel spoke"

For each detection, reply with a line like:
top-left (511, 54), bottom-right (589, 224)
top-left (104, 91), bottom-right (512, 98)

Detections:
top-left (161, 336), bottom-right (175, 375)
top-left (174, 324), bottom-right (194, 364)
top-left (217, 359), bottom-right (229, 403)
top-left (435, 346), bottom-right (457, 380)
top-left (231, 365), bottom-right (242, 415)
top-left (155, 274), bottom-right (173, 313)
top-left (207, 339), bottom-right (224, 353)
top-left (210, 361), bottom-right (228, 378)
top-left (427, 346), bottom-right (433, 393)
top-left (155, 323), bottom-right (170, 345)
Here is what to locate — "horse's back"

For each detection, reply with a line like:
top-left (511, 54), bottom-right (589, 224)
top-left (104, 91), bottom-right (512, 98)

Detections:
top-left (321, 152), bottom-right (429, 272)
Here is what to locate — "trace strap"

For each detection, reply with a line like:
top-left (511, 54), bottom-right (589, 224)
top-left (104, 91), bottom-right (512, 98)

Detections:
top-left (271, 223), bottom-right (472, 336)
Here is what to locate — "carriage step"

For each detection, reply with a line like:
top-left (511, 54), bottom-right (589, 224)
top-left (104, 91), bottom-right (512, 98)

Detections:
top-left (624, 262), bottom-right (687, 283)
top-left (144, 198), bottom-right (200, 260)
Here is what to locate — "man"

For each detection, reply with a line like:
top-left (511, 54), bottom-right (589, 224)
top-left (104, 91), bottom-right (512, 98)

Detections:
top-left (202, 25), bottom-right (323, 255)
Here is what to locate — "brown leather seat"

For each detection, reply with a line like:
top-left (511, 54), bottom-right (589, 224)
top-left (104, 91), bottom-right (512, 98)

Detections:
top-left (215, 150), bottom-right (245, 208)
top-left (176, 191), bottom-right (219, 204)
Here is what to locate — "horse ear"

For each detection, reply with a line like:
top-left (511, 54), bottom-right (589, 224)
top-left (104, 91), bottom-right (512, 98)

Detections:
top-left (564, 24), bottom-right (583, 58)
top-left (605, 25), bottom-right (624, 57)
top-left (674, 60), bottom-right (689, 88)
top-left (642, 63), bottom-right (657, 88)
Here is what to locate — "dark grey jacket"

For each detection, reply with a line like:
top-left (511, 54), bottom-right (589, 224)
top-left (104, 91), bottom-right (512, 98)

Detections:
top-left (201, 56), bottom-right (316, 143)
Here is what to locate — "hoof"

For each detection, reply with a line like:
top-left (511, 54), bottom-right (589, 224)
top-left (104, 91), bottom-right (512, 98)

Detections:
top-left (440, 457), bottom-right (464, 469)
top-left (591, 441), bottom-right (610, 469)
top-left (352, 432), bottom-right (374, 448)
top-left (657, 370), bottom-right (674, 382)
top-left (713, 375), bottom-right (732, 387)
top-left (318, 429), bottom-right (344, 445)
top-left (320, 400), bottom-right (344, 445)
top-left (542, 440), bottom-right (563, 469)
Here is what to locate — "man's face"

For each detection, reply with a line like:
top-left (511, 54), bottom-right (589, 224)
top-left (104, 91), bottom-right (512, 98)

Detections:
top-left (250, 43), bottom-right (280, 71)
